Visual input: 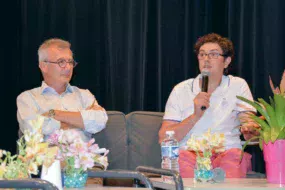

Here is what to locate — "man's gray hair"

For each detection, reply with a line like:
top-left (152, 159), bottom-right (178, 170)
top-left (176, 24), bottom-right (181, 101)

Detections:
top-left (38, 38), bottom-right (72, 62)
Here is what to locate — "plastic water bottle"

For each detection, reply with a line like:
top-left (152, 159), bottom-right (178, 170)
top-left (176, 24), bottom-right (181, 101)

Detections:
top-left (161, 131), bottom-right (179, 183)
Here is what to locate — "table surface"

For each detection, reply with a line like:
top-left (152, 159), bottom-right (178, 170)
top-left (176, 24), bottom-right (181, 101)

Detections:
top-left (67, 184), bottom-right (150, 189)
top-left (150, 178), bottom-right (285, 190)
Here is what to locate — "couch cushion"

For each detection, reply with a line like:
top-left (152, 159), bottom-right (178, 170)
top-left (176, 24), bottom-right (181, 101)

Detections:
top-left (126, 111), bottom-right (164, 170)
top-left (93, 111), bottom-right (128, 170)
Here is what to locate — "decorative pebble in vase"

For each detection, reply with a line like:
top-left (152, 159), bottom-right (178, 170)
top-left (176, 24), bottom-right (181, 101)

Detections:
top-left (63, 171), bottom-right (88, 188)
top-left (194, 157), bottom-right (213, 183)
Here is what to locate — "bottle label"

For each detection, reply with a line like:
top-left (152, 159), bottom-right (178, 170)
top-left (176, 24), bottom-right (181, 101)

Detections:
top-left (161, 146), bottom-right (179, 158)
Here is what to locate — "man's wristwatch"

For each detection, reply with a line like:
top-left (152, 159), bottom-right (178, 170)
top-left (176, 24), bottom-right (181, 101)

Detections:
top-left (48, 109), bottom-right (56, 118)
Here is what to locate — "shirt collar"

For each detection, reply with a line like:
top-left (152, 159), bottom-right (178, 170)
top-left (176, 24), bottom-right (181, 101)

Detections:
top-left (40, 81), bottom-right (74, 94)
top-left (192, 74), bottom-right (230, 95)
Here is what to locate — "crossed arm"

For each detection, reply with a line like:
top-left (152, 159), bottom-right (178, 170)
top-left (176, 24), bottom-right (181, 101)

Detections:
top-left (41, 103), bottom-right (105, 130)
top-left (17, 90), bottom-right (108, 135)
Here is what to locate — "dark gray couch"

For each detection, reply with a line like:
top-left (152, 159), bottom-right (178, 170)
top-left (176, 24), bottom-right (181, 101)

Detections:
top-left (93, 111), bottom-right (164, 170)
top-left (93, 111), bottom-right (265, 178)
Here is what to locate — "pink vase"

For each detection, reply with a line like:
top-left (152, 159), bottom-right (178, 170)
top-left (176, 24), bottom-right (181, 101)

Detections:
top-left (263, 140), bottom-right (285, 184)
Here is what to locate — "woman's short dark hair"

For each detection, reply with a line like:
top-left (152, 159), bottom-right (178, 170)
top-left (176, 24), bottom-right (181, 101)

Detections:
top-left (194, 33), bottom-right (234, 60)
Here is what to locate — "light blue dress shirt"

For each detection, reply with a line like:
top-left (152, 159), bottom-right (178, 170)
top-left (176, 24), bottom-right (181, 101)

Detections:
top-left (17, 81), bottom-right (108, 142)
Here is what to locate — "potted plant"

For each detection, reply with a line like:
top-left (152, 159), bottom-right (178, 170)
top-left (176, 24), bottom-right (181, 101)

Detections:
top-left (237, 70), bottom-right (285, 184)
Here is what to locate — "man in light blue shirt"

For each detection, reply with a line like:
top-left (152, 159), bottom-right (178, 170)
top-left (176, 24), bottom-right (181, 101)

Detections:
top-left (17, 38), bottom-right (108, 142)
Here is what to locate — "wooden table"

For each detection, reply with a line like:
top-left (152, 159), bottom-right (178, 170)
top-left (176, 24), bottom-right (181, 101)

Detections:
top-left (151, 178), bottom-right (285, 190)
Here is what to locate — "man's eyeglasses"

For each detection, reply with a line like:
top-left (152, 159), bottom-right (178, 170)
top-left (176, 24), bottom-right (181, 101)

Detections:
top-left (43, 59), bottom-right (78, 68)
top-left (197, 52), bottom-right (226, 60)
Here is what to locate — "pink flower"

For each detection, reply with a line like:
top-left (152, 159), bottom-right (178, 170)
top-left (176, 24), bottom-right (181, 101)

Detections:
top-left (73, 152), bottom-right (94, 171)
top-left (88, 143), bottom-right (99, 153)
top-left (47, 130), bottom-right (62, 145)
top-left (68, 140), bottom-right (88, 155)
top-left (87, 139), bottom-right (95, 147)
top-left (77, 153), bottom-right (94, 171)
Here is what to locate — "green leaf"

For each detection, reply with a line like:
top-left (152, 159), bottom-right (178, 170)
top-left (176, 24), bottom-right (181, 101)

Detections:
top-left (274, 94), bottom-right (285, 127)
top-left (257, 98), bottom-right (275, 124)
top-left (262, 127), bottom-right (271, 144)
top-left (250, 115), bottom-right (270, 130)
top-left (237, 96), bottom-right (270, 122)
top-left (249, 114), bottom-right (271, 144)
top-left (240, 136), bottom-right (260, 161)
top-left (269, 96), bottom-right (275, 109)
top-left (277, 127), bottom-right (285, 139)
top-left (258, 98), bottom-right (280, 142)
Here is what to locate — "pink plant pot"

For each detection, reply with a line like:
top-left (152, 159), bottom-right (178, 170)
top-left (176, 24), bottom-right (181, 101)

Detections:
top-left (263, 139), bottom-right (285, 184)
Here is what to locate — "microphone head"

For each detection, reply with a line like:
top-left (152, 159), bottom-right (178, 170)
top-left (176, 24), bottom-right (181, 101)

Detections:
top-left (201, 70), bottom-right (210, 77)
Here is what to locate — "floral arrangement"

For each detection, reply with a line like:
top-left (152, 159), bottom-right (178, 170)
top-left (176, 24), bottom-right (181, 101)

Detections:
top-left (48, 129), bottom-right (109, 176)
top-left (0, 114), bottom-right (109, 183)
top-left (0, 116), bottom-right (54, 179)
top-left (237, 70), bottom-right (285, 150)
top-left (187, 129), bottom-right (225, 171)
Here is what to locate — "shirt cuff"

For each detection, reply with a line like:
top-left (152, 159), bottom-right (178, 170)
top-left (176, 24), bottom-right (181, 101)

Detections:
top-left (80, 110), bottom-right (108, 134)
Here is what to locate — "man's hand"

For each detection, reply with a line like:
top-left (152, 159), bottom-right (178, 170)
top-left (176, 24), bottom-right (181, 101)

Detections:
top-left (42, 110), bottom-right (74, 130)
top-left (193, 92), bottom-right (210, 118)
top-left (61, 122), bottom-right (71, 130)
top-left (240, 122), bottom-right (260, 141)
top-left (239, 113), bottom-right (262, 141)
top-left (42, 111), bottom-right (49, 117)
top-left (86, 104), bottom-right (105, 111)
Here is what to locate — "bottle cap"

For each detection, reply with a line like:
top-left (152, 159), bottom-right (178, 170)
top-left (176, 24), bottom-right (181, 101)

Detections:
top-left (166, 131), bottom-right (175, 135)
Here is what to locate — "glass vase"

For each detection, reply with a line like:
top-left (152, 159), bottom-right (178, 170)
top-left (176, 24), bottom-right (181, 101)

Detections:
top-left (63, 171), bottom-right (88, 188)
top-left (194, 157), bottom-right (213, 183)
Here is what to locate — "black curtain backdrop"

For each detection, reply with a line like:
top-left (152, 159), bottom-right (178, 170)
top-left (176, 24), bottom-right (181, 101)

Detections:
top-left (2, 0), bottom-right (285, 173)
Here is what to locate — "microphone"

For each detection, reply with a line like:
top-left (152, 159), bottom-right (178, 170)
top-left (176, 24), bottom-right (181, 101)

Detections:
top-left (201, 71), bottom-right (209, 111)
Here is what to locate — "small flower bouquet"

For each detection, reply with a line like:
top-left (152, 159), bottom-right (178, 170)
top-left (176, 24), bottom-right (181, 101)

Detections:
top-left (187, 129), bottom-right (225, 183)
top-left (48, 130), bottom-right (109, 188)
top-left (0, 116), bottom-right (53, 179)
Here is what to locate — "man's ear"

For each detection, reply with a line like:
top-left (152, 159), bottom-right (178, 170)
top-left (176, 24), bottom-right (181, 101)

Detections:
top-left (224, 57), bottom-right (231, 69)
top-left (39, 62), bottom-right (47, 73)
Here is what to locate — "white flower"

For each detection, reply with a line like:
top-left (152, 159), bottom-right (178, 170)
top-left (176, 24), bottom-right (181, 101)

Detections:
top-left (27, 115), bottom-right (45, 133)
top-left (93, 148), bottom-right (107, 154)
top-left (28, 162), bottom-right (38, 175)
top-left (97, 156), bottom-right (109, 170)
top-left (187, 135), bottom-right (201, 151)
top-left (186, 128), bottom-right (225, 168)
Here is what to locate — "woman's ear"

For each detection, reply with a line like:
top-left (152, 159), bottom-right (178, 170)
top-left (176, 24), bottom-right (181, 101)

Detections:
top-left (224, 57), bottom-right (231, 69)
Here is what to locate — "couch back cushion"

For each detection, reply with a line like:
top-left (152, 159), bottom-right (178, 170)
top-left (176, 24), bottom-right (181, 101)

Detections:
top-left (126, 111), bottom-right (164, 170)
top-left (93, 111), bottom-right (128, 170)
